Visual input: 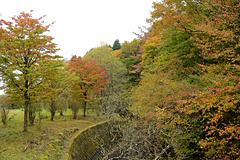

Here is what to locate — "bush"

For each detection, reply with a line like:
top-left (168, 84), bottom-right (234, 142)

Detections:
top-left (0, 95), bottom-right (10, 125)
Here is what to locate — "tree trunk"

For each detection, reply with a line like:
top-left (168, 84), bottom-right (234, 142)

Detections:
top-left (50, 100), bottom-right (56, 121)
top-left (51, 111), bottom-right (55, 121)
top-left (83, 101), bottom-right (87, 117)
top-left (23, 100), bottom-right (29, 132)
top-left (1, 106), bottom-right (8, 125)
top-left (83, 92), bottom-right (87, 117)
top-left (29, 103), bottom-right (36, 125)
top-left (29, 108), bottom-right (32, 124)
top-left (70, 100), bottom-right (78, 119)
top-left (73, 111), bottom-right (77, 119)
top-left (23, 70), bottom-right (30, 132)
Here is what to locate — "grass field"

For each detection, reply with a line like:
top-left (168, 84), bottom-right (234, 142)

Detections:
top-left (0, 108), bottom-right (107, 160)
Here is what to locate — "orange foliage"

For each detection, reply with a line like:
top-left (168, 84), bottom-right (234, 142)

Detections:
top-left (113, 50), bottom-right (122, 58)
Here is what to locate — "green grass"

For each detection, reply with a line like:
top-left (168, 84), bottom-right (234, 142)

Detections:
top-left (0, 108), bottom-right (107, 160)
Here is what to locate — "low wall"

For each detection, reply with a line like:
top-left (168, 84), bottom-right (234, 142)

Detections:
top-left (68, 121), bottom-right (120, 160)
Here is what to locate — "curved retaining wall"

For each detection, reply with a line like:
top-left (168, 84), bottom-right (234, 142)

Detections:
top-left (68, 121), bottom-right (120, 160)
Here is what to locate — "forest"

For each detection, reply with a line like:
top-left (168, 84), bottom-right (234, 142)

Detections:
top-left (0, 0), bottom-right (239, 159)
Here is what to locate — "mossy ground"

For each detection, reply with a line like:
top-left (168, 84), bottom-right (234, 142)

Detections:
top-left (0, 108), bottom-right (106, 160)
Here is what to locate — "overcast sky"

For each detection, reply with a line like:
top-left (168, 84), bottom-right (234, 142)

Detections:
top-left (0, 0), bottom-right (153, 94)
top-left (0, 0), bottom-right (153, 59)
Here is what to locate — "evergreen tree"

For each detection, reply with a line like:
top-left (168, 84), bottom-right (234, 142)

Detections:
top-left (112, 39), bottom-right (121, 51)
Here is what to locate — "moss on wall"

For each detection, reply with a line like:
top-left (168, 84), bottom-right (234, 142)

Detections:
top-left (68, 121), bottom-right (120, 160)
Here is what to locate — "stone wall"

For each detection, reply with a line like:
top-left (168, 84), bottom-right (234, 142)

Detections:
top-left (68, 121), bottom-right (120, 160)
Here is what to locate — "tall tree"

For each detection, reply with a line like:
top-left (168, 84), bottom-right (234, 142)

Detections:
top-left (112, 39), bottom-right (121, 51)
top-left (84, 46), bottom-right (128, 115)
top-left (67, 58), bottom-right (107, 117)
top-left (42, 60), bottom-right (71, 121)
top-left (84, 46), bottom-right (127, 91)
top-left (121, 39), bottom-right (139, 58)
top-left (121, 39), bottom-right (143, 85)
top-left (0, 11), bottom-right (59, 131)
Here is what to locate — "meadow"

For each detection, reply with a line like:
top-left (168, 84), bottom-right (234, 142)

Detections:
top-left (0, 108), bottom-right (107, 160)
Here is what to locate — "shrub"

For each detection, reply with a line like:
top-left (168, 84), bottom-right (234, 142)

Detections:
top-left (0, 95), bottom-right (10, 125)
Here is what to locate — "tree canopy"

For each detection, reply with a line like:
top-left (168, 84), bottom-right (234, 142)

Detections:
top-left (0, 11), bottom-right (60, 131)
top-left (0, 1), bottom-right (239, 158)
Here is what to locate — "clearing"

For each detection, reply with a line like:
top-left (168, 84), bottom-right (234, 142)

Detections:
top-left (0, 108), bottom-right (107, 160)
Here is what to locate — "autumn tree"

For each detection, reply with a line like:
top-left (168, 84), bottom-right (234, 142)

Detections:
top-left (56, 94), bottom-right (68, 116)
top-left (67, 58), bottom-right (107, 117)
top-left (84, 46), bottom-right (128, 116)
top-left (176, 0), bottom-right (240, 158)
top-left (131, 0), bottom-right (240, 158)
top-left (42, 60), bottom-right (71, 121)
top-left (121, 39), bottom-right (139, 58)
top-left (84, 46), bottom-right (127, 92)
top-left (113, 49), bottom-right (122, 58)
top-left (177, 78), bottom-right (240, 159)
top-left (124, 27), bottom-right (152, 86)
top-left (68, 98), bottom-right (79, 119)
top-left (120, 39), bottom-right (142, 85)
top-left (94, 0), bottom-right (239, 159)
top-left (0, 11), bottom-right (59, 131)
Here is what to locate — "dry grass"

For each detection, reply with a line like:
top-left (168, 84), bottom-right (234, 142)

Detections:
top-left (0, 108), bottom-right (107, 160)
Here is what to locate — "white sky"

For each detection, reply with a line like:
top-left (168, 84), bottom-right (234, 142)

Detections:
top-left (0, 0), bottom-right (154, 94)
top-left (0, 0), bottom-right (153, 59)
